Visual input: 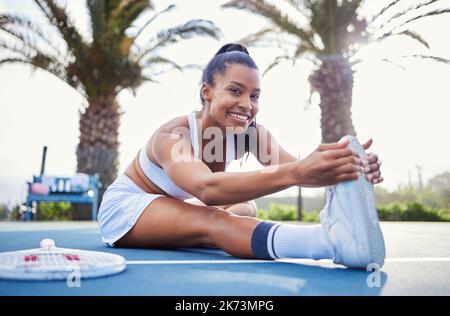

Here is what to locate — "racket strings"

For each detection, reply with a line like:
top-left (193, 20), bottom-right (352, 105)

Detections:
top-left (0, 240), bottom-right (126, 280)
top-left (1, 252), bottom-right (119, 270)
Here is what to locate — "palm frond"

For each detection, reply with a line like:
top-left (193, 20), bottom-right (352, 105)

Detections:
top-left (0, 45), bottom-right (69, 85)
top-left (353, 54), bottom-right (449, 72)
top-left (143, 55), bottom-right (182, 72)
top-left (238, 27), bottom-right (300, 56)
top-left (280, 0), bottom-right (310, 18)
top-left (369, 0), bottom-right (404, 24)
top-left (281, 0), bottom-right (301, 11)
top-left (142, 56), bottom-right (187, 80)
top-left (392, 9), bottom-right (450, 31)
top-left (380, 0), bottom-right (439, 28)
top-left (119, 35), bottom-right (134, 56)
top-left (292, 43), bottom-right (309, 64)
top-left (1, 0), bottom-right (224, 103)
top-left (136, 19), bottom-right (221, 62)
top-left (0, 39), bottom-right (34, 57)
top-left (33, 0), bottom-right (88, 56)
top-left (0, 14), bottom-right (64, 61)
top-left (132, 4), bottom-right (176, 43)
top-left (108, 0), bottom-right (152, 42)
top-left (156, 19), bottom-right (221, 42)
top-left (402, 54), bottom-right (450, 64)
top-left (86, 0), bottom-right (108, 44)
top-left (142, 62), bottom-right (203, 80)
top-left (377, 30), bottom-right (430, 49)
top-left (110, 0), bottom-right (153, 20)
top-left (262, 54), bottom-right (290, 77)
top-left (222, 0), bottom-right (318, 52)
top-left (0, 33), bottom-right (67, 72)
top-left (381, 58), bottom-right (406, 71)
top-left (181, 63), bottom-right (204, 71)
top-left (0, 57), bottom-right (29, 65)
top-left (141, 75), bottom-right (160, 84)
top-left (239, 27), bottom-right (276, 46)
top-left (30, 50), bottom-right (67, 77)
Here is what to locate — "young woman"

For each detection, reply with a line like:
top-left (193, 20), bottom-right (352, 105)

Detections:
top-left (98, 43), bottom-right (385, 269)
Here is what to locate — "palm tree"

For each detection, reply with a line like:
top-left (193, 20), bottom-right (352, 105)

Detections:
top-left (222, 0), bottom-right (450, 220)
top-left (222, 0), bottom-right (450, 142)
top-left (0, 0), bottom-right (221, 207)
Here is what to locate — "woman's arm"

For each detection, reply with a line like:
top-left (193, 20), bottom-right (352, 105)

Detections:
top-left (250, 124), bottom-right (385, 187)
top-left (200, 163), bottom-right (300, 205)
top-left (250, 122), bottom-right (299, 165)
top-left (154, 130), bottom-right (362, 206)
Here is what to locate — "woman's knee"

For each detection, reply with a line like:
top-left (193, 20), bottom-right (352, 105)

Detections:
top-left (226, 200), bottom-right (258, 217)
top-left (203, 206), bottom-right (235, 243)
top-left (207, 206), bottom-right (234, 223)
top-left (247, 200), bottom-right (258, 217)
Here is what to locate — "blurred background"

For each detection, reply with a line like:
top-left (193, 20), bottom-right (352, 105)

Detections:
top-left (0, 0), bottom-right (449, 221)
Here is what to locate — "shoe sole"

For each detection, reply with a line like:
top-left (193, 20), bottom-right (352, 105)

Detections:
top-left (335, 135), bottom-right (386, 269)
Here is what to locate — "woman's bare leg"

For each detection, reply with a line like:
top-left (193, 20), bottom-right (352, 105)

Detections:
top-left (187, 198), bottom-right (258, 217)
top-left (224, 200), bottom-right (257, 217)
top-left (115, 196), bottom-right (262, 258)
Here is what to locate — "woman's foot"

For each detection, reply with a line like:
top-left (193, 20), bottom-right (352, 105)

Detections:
top-left (320, 135), bottom-right (385, 269)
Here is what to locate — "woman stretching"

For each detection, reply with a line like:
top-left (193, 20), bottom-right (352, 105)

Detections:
top-left (98, 43), bottom-right (385, 269)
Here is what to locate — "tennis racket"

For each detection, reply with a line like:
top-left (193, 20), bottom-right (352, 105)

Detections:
top-left (0, 239), bottom-right (126, 280)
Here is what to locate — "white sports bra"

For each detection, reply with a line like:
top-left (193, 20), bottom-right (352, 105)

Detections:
top-left (138, 111), bottom-right (236, 200)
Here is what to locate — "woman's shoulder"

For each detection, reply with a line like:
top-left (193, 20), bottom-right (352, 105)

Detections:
top-left (147, 112), bottom-right (193, 149)
top-left (156, 113), bottom-right (190, 135)
top-left (145, 113), bottom-right (192, 164)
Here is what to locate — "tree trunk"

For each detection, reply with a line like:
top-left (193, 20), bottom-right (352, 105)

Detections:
top-left (73, 97), bottom-right (120, 220)
top-left (308, 55), bottom-right (356, 143)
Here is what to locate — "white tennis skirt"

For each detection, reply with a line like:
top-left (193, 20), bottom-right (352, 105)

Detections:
top-left (98, 174), bottom-right (164, 247)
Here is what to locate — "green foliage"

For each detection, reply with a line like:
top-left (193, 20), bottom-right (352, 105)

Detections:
top-left (377, 202), bottom-right (449, 222)
top-left (427, 171), bottom-right (450, 209)
top-left (36, 202), bottom-right (73, 221)
top-left (301, 210), bottom-right (320, 223)
top-left (0, 202), bottom-right (75, 221)
top-left (256, 201), bottom-right (449, 222)
top-left (257, 202), bottom-right (321, 222)
top-left (0, 203), bottom-right (9, 220)
top-left (375, 181), bottom-right (450, 211)
top-left (0, 203), bottom-right (24, 221)
top-left (257, 203), bottom-right (298, 221)
top-left (10, 205), bottom-right (21, 220)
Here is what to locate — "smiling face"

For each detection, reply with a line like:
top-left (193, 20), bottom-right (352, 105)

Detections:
top-left (201, 63), bottom-right (260, 133)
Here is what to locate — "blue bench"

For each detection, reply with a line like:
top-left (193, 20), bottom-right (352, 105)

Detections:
top-left (25, 174), bottom-right (100, 221)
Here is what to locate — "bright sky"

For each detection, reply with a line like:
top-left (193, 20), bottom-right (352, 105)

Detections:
top-left (1, 0), bottom-right (450, 206)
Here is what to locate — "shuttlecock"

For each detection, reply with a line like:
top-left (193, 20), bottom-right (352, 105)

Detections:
top-left (40, 239), bottom-right (55, 249)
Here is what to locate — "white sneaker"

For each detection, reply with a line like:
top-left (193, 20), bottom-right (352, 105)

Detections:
top-left (320, 135), bottom-right (385, 269)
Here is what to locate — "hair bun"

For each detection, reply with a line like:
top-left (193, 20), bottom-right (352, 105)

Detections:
top-left (214, 43), bottom-right (249, 57)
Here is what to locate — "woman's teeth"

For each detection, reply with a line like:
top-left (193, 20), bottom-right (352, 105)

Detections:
top-left (228, 112), bottom-right (249, 121)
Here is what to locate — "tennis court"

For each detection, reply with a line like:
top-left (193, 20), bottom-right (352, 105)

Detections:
top-left (1, 221), bottom-right (449, 296)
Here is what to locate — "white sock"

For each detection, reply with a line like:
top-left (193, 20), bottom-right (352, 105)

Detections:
top-left (267, 224), bottom-right (334, 260)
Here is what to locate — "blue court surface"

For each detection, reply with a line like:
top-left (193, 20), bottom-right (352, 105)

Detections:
top-left (1, 221), bottom-right (449, 296)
